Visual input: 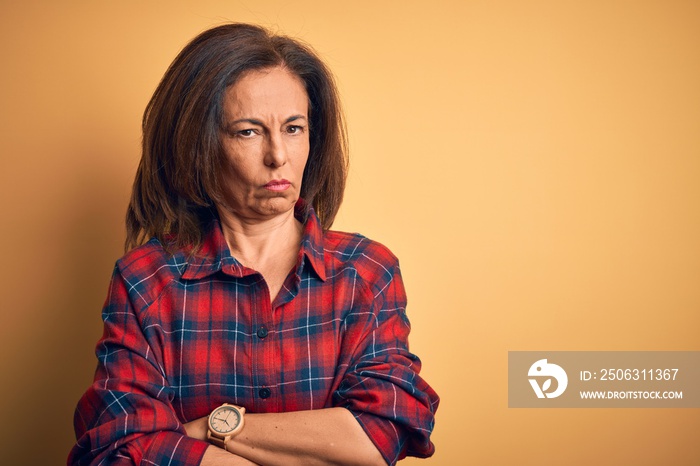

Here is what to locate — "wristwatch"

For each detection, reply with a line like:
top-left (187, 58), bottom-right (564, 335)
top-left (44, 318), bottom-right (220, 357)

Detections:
top-left (207, 403), bottom-right (246, 450)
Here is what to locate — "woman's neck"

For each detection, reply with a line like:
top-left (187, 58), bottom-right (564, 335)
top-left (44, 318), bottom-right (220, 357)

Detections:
top-left (217, 207), bottom-right (303, 271)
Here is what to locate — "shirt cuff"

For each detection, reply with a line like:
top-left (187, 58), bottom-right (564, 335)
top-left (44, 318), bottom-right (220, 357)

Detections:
top-left (349, 410), bottom-right (406, 466)
top-left (141, 431), bottom-right (210, 466)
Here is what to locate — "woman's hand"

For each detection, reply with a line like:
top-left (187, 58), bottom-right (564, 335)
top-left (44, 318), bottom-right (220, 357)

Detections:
top-left (183, 416), bottom-right (209, 441)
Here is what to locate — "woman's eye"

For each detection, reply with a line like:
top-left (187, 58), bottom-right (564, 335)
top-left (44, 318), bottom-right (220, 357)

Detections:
top-left (237, 129), bottom-right (255, 137)
top-left (286, 125), bottom-right (304, 134)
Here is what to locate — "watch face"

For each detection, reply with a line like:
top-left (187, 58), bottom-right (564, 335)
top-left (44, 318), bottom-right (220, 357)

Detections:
top-left (209, 406), bottom-right (242, 434)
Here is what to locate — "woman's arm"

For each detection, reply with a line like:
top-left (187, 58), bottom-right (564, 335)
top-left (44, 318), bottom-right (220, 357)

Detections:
top-left (189, 256), bottom-right (437, 466)
top-left (329, 256), bottom-right (439, 464)
top-left (69, 264), bottom-right (210, 466)
top-left (186, 407), bottom-right (386, 466)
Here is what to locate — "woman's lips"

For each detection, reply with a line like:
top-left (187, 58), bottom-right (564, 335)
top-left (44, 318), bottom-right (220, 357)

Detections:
top-left (263, 179), bottom-right (291, 192)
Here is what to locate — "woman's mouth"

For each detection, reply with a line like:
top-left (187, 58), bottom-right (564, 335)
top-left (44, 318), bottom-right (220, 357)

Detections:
top-left (263, 179), bottom-right (291, 192)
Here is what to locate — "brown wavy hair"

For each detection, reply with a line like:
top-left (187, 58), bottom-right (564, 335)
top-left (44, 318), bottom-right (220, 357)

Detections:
top-left (125, 23), bottom-right (348, 253)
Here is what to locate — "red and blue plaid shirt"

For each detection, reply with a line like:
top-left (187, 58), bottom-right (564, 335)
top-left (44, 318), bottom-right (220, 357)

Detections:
top-left (69, 202), bottom-right (438, 465)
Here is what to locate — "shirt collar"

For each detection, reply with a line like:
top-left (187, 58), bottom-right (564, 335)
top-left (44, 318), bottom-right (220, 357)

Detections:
top-left (298, 200), bottom-right (327, 281)
top-left (180, 199), bottom-right (327, 281)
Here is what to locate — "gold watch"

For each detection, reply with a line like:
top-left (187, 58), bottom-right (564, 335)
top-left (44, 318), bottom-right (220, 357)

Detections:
top-left (207, 403), bottom-right (245, 450)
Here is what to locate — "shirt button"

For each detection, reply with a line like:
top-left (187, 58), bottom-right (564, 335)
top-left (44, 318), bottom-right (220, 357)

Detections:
top-left (257, 326), bottom-right (269, 339)
top-left (259, 387), bottom-right (271, 399)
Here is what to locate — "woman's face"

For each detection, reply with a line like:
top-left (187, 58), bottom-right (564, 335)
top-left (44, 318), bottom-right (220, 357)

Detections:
top-left (217, 66), bottom-right (310, 223)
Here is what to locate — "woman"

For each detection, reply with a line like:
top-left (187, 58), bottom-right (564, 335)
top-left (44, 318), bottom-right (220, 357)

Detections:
top-left (69, 23), bottom-right (438, 466)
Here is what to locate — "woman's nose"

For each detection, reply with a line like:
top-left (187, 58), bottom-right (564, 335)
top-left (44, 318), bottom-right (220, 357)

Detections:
top-left (264, 133), bottom-right (287, 168)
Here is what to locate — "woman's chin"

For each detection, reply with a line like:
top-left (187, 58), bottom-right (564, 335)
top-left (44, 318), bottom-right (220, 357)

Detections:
top-left (217, 192), bottom-right (298, 223)
top-left (250, 196), bottom-right (298, 218)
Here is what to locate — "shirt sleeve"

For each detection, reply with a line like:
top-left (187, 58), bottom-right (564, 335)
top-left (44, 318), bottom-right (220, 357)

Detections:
top-left (68, 265), bottom-right (209, 466)
top-left (334, 259), bottom-right (439, 466)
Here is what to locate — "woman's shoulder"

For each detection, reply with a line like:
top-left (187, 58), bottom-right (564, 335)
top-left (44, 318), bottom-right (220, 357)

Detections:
top-left (118, 237), bottom-right (184, 270)
top-left (113, 238), bottom-right (187, 301)
top-left (322, 229), bottom-right (400, 277)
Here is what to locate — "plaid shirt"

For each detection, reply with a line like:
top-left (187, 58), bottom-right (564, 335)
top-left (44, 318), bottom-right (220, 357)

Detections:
top-left (69, 202), bottom-right (439, 466)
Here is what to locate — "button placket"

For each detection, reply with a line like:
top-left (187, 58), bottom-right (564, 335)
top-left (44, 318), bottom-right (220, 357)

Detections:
top-left (251, 277), bottom-right (277, 409)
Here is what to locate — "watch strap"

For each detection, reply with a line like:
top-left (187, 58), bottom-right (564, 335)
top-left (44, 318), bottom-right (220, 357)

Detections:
top-left (207, 430), bottom-right (229, 451)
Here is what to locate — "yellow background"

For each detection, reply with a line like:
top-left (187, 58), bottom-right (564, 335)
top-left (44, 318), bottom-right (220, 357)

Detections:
top-left (1, 1), bottom-right (699, 464)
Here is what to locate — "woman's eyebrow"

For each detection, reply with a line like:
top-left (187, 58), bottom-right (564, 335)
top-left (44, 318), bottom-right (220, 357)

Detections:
top-left (227, 115), bottom-right (307, 127)
top-left (285, 114), bottom-right (308, 124)
top-left (228, 118), bottom-right (264, 127)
